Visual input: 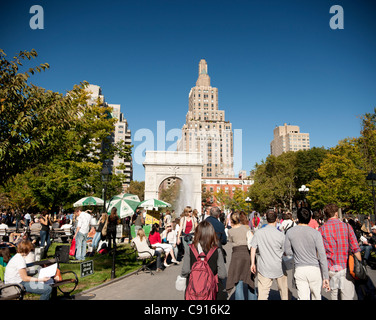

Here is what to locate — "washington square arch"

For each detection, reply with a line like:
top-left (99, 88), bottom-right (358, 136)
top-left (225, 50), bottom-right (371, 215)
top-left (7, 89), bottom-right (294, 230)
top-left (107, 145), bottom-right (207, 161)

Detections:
top-left (143, 151), bottom-right (203, 214)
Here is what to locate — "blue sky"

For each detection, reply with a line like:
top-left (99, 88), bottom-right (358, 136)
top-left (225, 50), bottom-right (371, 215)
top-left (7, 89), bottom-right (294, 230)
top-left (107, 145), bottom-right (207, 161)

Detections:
top-left (1, 0), bottom-right (376, 181)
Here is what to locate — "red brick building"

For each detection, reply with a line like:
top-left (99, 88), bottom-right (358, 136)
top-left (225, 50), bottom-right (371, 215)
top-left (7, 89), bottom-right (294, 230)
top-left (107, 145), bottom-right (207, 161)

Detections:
top-left (202, 177), bottom-right (254, 208)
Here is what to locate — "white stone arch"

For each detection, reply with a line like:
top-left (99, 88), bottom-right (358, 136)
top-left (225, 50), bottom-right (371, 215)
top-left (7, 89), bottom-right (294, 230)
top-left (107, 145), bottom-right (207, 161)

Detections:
top-left (143, 151), bottom-right (203, 213)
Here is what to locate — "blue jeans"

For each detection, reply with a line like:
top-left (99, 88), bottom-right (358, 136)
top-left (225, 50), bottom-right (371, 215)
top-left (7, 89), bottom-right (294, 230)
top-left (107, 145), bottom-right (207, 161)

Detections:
top-left (360, 245), bottom-right (372, 261)
top-left (40, 230), bottom-right (51, 257)
top-left (75, 232), bottom-right (87, 260)
top-left (235, 280), bottom-right (257, 300)
top-left (92, 232), bottom-right (101, 251)
top-left (21, 281), bottom-right (52, 300)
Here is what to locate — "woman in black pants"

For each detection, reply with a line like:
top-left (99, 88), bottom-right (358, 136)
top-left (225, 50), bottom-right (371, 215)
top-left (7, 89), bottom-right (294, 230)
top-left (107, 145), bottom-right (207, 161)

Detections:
top-left (106, 208), bottom-right (119, 250)
top-left (39, 211), bottom-right (52, 259)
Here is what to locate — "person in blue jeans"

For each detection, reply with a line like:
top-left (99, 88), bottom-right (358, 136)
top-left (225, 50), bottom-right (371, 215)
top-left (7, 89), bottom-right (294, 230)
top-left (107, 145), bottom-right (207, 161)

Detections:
top-left (4, 240), bottom-right (54, 300)
top-left (39, 211), bottom-right (52, 259)
top-left (226, 211), bottom-right (257, 300)
top-left (73, 207), bottom-right (92, 261)
top-left (92, 213), bottom-right (108, 251)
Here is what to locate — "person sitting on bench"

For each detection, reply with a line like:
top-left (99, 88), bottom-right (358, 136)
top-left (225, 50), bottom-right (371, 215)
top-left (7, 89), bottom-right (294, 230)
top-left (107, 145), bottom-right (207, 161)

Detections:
top-left (4, 240), bottom-right (58, 300)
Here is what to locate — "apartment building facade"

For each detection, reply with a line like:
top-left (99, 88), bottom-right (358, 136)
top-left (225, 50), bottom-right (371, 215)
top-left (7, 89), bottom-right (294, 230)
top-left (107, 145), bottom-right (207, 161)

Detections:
top-left (270, 123), bottom-right (310, 156)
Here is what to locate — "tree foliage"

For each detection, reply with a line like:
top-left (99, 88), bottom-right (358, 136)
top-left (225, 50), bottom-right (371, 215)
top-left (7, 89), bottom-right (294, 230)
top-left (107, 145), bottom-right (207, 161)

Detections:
top-left (0, 49), bottom-right (132, 212)
top-left (308, 138), bottom-right (372, 213)
top-left (127, 180), bottom-right (145, 202)
top-left (248, 152), bottom-right (298, 212)
top-left (0, 49), bottom-right (87, 186)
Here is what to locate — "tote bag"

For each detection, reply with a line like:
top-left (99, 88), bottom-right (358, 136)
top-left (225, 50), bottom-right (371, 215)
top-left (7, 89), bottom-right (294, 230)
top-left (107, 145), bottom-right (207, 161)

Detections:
top-left (69, 238), bottom-right (76, 256)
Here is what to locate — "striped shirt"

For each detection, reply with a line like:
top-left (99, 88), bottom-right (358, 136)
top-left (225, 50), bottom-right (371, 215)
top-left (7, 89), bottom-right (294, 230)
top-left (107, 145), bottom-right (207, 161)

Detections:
top-left (319, 218), bottom-right (360, 272)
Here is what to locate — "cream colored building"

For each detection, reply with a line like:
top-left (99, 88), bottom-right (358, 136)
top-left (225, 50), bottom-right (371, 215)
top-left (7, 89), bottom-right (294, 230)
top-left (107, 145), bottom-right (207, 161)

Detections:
top-left (85, 85), bottom-right (133, 189)
top-left (109, 104), bottom-right (133, 188)
top-left (177, 59), bottom-right (234, 178)
top-left (270, 123), bottom-right (310, 156)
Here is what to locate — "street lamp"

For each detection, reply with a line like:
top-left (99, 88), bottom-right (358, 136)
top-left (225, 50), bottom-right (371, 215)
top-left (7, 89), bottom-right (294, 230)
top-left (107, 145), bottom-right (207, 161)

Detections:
top-left (366, 170), bottom-right (376, 215)
top-left (298, 185), bottom-right (309, 207)
top-left (245, 197), bottom-right (252, 213)
top-left (101, 165), bottom-right (112, 214)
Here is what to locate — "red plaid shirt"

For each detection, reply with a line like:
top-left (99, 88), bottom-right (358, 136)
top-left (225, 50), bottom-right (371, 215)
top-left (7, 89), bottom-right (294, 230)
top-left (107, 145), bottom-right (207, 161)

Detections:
top-left (319, 218), bottom-right (360, 272)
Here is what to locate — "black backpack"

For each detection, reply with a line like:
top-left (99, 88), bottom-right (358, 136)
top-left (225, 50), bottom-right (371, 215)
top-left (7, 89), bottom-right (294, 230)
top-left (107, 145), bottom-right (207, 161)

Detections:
top-left (55, 245), bottom-right (70, 263)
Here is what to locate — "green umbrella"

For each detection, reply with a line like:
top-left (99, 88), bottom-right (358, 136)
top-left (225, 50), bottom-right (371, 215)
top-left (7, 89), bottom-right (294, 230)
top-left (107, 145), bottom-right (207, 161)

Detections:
top-left (73, 196), bottom-right (104, 207)
top-left (113, 193), bottom-right (140, 202)
top-left (138, 198), bottom-right (171, 211)
top-left (106, 195), bottom-right (140, 218)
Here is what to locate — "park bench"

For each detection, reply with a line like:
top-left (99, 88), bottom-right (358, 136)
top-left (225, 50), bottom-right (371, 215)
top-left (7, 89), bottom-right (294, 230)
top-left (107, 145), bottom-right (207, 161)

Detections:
top-left (0, 282), bottom-right (26, 300)
top-left (26, 256), bottom-right (79, 300)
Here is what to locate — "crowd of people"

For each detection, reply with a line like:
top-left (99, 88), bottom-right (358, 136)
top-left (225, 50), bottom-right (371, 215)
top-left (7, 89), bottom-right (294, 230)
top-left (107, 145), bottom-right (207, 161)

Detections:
top-left (171, 204), bottom-right (376, 300)
top-left (0, 206), bottom-right (124, 300)
top-left (1, 202), bottom-right (376, 301)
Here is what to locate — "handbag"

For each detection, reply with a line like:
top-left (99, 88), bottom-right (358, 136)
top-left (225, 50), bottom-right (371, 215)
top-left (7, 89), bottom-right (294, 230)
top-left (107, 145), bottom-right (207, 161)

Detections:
top-left (175, 275), bottom-right (186, 291)
top-left (69, 238), bottom-right (76, 256)
top-left (347, 225), bottom-right (367, 281)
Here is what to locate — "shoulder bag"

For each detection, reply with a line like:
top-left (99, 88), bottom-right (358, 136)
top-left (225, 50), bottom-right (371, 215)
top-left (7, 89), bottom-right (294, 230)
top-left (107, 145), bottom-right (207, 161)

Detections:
top-left (347, 225), bottom-right (367, 281)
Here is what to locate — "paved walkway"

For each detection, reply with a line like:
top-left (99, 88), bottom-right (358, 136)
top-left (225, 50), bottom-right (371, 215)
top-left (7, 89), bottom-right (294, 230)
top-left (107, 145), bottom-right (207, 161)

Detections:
top-left (76, 242), bottom-right (376, 300)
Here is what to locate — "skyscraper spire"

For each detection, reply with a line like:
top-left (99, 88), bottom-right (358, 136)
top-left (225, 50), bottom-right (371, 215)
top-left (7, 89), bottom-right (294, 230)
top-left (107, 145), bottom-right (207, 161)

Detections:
top-left (178, 59), bottom-right (234, 178)
top-left (196, 59), bottom-right (210, 86)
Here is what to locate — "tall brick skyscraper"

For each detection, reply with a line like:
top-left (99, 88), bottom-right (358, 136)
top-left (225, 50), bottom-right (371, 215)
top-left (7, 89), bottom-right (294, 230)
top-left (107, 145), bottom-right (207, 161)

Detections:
top-left (177, 59), bottom-right (234, 178)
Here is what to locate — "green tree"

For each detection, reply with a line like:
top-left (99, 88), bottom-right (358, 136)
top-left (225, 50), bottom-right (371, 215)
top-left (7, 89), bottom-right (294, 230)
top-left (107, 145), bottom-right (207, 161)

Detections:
top-left (295, 147), bottom-right (329, 188)
top-left (159, 180), bottom-right (180, 209)
top-left (230, 187), bottom-right (248, 211)
top-left (0, 49), bottom-right (87, 186)
top-left (359, 107), bottom-right (376, 171)
top-left (215, 188), bottom-right (231, 210)
top-left (127, 180), bottom-right (145, 202)
top-left (249, 152), bottom-right (297, 212)
top-left (308, 139), bottom-right (371, 213)
top-left (0, 54), bottom-right (132, 211)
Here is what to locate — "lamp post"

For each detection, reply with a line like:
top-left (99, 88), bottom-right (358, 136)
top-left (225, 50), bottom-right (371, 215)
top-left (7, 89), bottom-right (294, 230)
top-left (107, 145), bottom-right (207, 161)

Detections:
top-left (298, 185), bottom-right (309, 208)
top-left (245, 197), bottom-right (252, 214)
top-left (101, 165), bottom-right (112, 214)
top-left (366, 170), bottom-right (376, 216)
top-left (101, 164), bottom-right (115, 278)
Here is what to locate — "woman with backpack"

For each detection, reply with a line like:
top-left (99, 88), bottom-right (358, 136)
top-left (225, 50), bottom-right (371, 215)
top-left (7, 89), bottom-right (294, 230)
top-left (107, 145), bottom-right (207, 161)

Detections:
top-left (181, 220), bottom-right (227, 300)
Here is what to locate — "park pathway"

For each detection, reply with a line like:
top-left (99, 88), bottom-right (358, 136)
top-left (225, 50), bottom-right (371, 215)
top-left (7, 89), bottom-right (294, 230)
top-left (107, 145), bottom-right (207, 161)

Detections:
top-left (76, 242), bottom-right (375, 300)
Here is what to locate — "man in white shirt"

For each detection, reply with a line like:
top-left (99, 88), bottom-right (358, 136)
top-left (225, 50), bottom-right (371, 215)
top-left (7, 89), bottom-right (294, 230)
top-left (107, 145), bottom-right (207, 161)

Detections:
top-left (0, 219), bottom-right (9, 241)
top-left (61, 219), bottom-right (73, 235)
top-left (73, 207), bottom-right (92, 261)
top-left (0, 219), bottom-right (9, 231)
top-left (24, 213), bottom-right (31, 227)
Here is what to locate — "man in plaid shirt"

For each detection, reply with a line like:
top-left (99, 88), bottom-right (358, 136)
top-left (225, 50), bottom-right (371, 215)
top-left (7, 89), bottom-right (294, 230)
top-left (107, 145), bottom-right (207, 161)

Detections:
top-left (319, 203), bottom-right (362, 300)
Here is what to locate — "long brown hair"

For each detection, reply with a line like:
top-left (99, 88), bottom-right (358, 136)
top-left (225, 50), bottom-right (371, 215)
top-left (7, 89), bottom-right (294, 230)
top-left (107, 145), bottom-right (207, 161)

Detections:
top-left (110, 207), bottom-right (118, 221)
top-left (0, 247), bottom-right (11, 264)
top-left (193, 220), bottom-right (218, 253)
